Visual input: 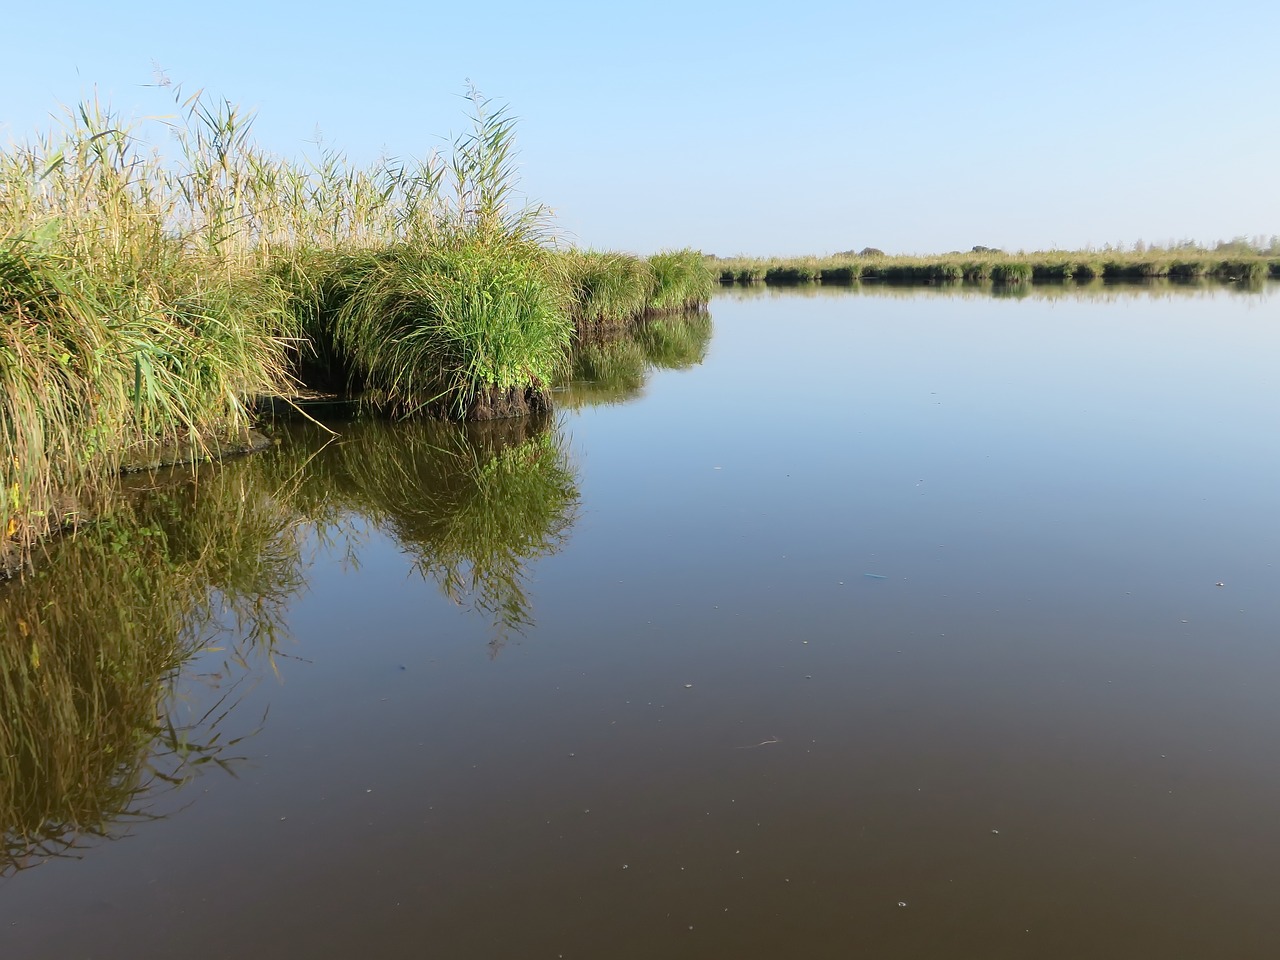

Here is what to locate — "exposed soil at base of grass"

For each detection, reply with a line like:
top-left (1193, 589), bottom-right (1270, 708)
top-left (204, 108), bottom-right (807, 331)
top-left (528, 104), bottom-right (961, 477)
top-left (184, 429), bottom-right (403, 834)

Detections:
top-left (466, 385), bottom-right (552, 421)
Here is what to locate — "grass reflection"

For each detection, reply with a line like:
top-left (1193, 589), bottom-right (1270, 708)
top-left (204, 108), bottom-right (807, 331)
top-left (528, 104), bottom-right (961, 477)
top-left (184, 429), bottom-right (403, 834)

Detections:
top-left (0, 466), bottom-right (304, 874)
top-left (270, 416), bottom-right (580, 644)
top-left (560, 311), bottom-right (712, 408)
top-left (1, 412), bottom-right (580, 869)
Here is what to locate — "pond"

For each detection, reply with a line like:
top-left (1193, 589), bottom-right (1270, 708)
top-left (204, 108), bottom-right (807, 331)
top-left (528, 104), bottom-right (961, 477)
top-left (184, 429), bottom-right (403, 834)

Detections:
top-left (3, 282), bottom-right (1279, 959)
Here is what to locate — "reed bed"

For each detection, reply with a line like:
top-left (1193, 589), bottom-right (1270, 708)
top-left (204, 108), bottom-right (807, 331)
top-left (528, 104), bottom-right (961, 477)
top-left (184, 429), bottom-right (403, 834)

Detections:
top-left (558, 251), bottom-right (655, 327)
top-left (0, 242), bottom-right (290, 564)
top-left (2, 88), bottom-right (711, 565)
top-left (716, 274), bottom-right (1271, 305)
top-left (713, 247), bottom-right (1278, 288)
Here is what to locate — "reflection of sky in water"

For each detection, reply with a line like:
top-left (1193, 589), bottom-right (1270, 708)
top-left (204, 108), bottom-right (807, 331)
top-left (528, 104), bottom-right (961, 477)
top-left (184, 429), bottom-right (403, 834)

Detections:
top-left (577, 289), bottom-right (1278, 585)
top-left (4, 287), bottom-right (1280, 959)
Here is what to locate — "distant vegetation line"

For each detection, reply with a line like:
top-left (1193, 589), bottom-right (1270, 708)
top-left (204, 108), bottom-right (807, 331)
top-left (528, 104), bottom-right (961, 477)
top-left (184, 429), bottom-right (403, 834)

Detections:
top-left (712, 244), bottom-right (1279, 286)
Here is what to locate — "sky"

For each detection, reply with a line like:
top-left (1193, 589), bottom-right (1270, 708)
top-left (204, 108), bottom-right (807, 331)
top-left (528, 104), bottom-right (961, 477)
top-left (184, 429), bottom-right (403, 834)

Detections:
top-left (4, 0), bottom-right (1278, 256)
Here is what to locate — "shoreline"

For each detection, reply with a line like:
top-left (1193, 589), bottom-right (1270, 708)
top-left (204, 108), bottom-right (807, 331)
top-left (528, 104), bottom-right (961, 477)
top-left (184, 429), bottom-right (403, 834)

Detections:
top-left (712, 252), bottom-right (1278, 286)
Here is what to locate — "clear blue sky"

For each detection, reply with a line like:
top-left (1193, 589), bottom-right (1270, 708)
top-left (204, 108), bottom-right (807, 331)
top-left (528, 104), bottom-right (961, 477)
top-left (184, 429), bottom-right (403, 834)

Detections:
top-left (4, 0), bottom-right (1277, 256)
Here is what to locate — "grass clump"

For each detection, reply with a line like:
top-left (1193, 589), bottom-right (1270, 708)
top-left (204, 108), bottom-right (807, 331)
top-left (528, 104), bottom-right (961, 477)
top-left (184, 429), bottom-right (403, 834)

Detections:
top-left (557, 251), bottom-right (653, 328)
top-left (554, 249), bottom-right (715, 330)
top-left (991, 262), bottom-right (1032, 284)
top-left (1032, 261), bottom-right (1075, 281)
top-left (818, 263), bottom-right (863, 284)
top-left (1168, 259), bottom-right (1212, 279)
top-left (648, 249), bottom-right (717, 312)
top-left (1104, 260), bottom-right (1161, 279)
top-left (764, 264), bottom-right (819, 285)
top-left (1216, 259), bottom-right (1267, 281)
top-left (324, 242), bottom-right (571, 419)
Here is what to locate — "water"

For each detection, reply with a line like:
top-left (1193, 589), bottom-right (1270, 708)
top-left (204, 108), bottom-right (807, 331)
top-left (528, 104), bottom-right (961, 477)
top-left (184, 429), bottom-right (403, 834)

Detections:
top-left (3, 283), bottom-right (1279, 958)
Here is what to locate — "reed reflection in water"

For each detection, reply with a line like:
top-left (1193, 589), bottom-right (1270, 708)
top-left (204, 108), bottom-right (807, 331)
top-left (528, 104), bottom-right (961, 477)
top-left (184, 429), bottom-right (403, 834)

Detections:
top-left (1, 408), bottom-right (585, 871)
top-left (272, 414), bottom-right (580, 643)
top-left (561, 311), bottom-right (712, 408)
top-left (0, 460), bottom-right (305, 874)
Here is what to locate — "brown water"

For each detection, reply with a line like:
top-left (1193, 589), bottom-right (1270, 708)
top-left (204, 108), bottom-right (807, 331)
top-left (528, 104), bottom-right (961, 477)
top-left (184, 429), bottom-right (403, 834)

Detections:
top-left (3, 284), bottom-right (1279, 958)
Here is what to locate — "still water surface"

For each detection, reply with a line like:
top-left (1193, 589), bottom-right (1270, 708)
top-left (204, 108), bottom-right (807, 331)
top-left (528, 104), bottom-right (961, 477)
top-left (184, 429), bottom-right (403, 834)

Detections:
top-left (3, 284), bottom-right (1279, 958)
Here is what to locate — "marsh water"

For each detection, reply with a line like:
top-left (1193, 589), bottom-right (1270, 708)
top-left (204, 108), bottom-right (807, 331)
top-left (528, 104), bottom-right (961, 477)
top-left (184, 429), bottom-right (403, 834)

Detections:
top-left (3, 282), bottom-right (1279, 958)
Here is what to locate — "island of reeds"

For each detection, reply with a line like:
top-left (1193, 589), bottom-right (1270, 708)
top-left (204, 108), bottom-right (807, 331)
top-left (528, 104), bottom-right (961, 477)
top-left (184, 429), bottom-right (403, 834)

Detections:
top-left (712, 242), bottom-right (1280, 288)
top-left (1, 87), bottom-right (715, 569)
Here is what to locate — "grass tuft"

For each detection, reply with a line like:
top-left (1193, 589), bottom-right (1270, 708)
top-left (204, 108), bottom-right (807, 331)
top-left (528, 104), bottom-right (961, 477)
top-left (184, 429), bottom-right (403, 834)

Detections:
top-left (323, 242), bottom-right (572, 419)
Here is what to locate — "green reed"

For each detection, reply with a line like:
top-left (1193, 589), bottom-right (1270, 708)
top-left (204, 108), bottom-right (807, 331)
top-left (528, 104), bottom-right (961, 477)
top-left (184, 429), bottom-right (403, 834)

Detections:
top-left (0, 242), bottom-right (290, 565)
